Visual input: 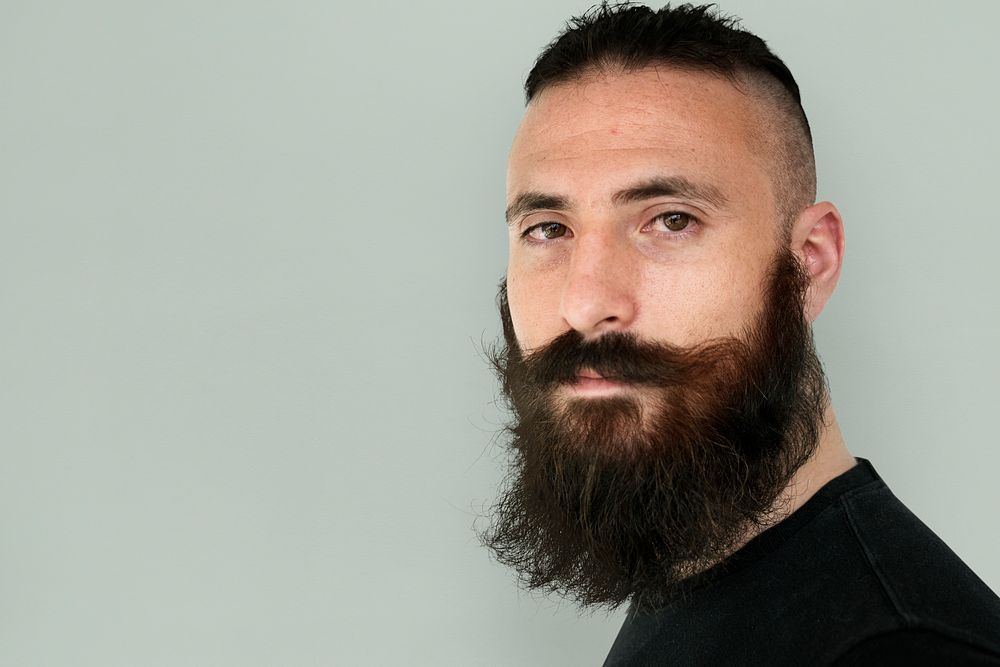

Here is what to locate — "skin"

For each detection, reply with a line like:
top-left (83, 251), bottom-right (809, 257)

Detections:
top-left (505, 66), bottom-right (856, 537)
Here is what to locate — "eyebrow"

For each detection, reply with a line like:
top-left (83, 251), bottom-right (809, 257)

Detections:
top-left (612, 176), bottom-right (728, 209)
top-left (504, 192), bottom-right (571, 226)
top-left (505, 175), bottom-right (728, 226)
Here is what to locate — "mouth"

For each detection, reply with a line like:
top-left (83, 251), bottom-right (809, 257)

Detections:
top-left (568, 368), bottom-right (631, 395)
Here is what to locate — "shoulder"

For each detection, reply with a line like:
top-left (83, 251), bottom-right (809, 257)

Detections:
top-left (830, 629), bottom-right (1000, 666)
top-left (823, 481), bottom-right (1000, 662)
top-left (837, 482), bottom-right (1000, 632)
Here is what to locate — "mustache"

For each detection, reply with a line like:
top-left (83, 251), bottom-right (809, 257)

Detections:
top-left (513, 327), bottom-right (745, 389)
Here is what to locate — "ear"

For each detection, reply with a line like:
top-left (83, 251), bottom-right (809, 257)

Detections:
top-left (790, 201), bottom-right (845, 322)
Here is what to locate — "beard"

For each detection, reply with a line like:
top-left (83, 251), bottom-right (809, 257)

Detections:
top-left (481, 248), bottom-right (828, 611)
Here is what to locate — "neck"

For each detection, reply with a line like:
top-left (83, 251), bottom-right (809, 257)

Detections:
top-left (702, 402), bottom-right (855, 569)
top-left (776, 401), bottom-right (855, 518)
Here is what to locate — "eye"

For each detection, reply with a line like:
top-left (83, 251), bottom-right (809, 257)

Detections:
top-left (522, 221), bottom-right (570, 242)
top-left (651, 211), bottom-right (695, 233)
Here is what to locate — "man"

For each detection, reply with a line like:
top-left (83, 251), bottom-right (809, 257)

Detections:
top-left (481, 3), bottom-right (1000, 665)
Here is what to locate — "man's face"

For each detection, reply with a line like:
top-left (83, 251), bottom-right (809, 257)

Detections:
top-left (506, 67), bottom-right (782, 359)
top-left (485, 67), bottom-right (827, 609)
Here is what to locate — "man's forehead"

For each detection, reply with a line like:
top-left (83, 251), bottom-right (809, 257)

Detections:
top-left (512, 69), bottom-right (753, 152)
top-left (507, 68), bottom-right (761, 202)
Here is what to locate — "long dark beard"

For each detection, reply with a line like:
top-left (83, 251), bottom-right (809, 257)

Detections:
top-left (481, 249), bottom-right (828, 611)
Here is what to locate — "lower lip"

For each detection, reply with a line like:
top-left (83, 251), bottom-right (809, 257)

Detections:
top-left (569, 377), bottom-right (631, 395)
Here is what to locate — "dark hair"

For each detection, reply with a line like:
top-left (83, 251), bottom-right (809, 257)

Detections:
top-left (524, 2), bottom-right (816, 227)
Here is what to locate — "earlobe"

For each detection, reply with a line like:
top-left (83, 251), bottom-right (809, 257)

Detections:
top-left (791, 201), bottom-right (845, 321)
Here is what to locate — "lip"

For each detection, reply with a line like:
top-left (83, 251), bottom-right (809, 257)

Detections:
top-left (568, 369), bottom-right (631, 395)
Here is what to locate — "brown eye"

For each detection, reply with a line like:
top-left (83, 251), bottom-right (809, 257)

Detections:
top-left (525, 222), bottom-right (568, 240)
top-left (656, 212), bottom-right (692, 232)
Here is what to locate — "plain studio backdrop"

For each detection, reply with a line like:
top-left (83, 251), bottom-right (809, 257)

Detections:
top-left (1, 1), bottom-right (998, 665)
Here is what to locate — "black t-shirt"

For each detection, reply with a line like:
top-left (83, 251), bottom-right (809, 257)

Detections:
top-left (603, 458), bottom-right (1000, 666)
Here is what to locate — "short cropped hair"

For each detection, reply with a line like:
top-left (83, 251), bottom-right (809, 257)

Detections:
top-left (524, 2), bottom-right (816, 232)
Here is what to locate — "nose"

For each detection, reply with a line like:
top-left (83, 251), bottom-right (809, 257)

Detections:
top-left (559, 232), bottom-right (638, 339)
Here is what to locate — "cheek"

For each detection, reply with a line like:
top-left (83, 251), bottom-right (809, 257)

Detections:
top-left (505, 262), bottom-right (563, 353)
top-left (667, 225), bottom-right (779, 341)
top-left (638, 261), bottom-right (765, 345)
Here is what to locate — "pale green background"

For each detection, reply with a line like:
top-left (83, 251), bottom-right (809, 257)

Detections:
top-left (1, 1), bottom-right (997, 665)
